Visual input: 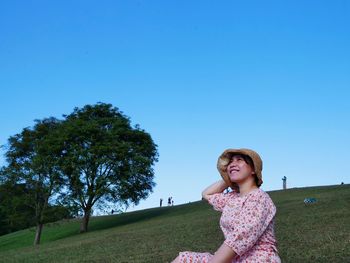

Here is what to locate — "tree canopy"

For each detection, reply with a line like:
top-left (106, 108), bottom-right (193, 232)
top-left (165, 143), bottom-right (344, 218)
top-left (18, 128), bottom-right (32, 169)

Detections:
top-left (58, 103), bottom-right (158, 232)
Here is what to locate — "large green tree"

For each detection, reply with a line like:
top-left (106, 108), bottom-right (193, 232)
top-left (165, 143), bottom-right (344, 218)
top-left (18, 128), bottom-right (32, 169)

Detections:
top-left (2, 118), bottom-right (65, 244)
top-left (58, 103), bottom-right (158, 232)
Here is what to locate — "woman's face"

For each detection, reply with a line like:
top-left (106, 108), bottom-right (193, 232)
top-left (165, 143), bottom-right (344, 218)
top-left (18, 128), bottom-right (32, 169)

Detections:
top-left (226, 155), bottom-right (255, 184)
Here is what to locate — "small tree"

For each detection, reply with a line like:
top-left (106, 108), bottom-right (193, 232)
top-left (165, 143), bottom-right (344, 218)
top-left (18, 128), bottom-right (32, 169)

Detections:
top-left (1, 118), bottom-right (64, 244)
top-left (0, 181), bottom-right (35, 236)
top-left (58, 103), bottom-right (158, 232)
top-left (0, 180), bottom-right (75, 236)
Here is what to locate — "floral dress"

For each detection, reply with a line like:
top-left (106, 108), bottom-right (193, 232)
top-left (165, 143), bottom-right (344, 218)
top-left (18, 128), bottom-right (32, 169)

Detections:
top-left (178, 188), bottom-right (281, 263)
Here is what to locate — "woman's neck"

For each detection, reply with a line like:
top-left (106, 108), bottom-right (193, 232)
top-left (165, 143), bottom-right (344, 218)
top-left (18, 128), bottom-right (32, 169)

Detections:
top-left (238, 181), bottom-right (258, 196)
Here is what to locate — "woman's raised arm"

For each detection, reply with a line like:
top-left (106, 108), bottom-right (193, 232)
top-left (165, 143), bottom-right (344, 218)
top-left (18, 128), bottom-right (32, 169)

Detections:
top-left (201, 180), bottom-right (228, 201)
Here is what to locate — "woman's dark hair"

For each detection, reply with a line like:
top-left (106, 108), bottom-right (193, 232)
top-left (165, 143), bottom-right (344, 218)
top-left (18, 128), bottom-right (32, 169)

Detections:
top-left (230, 154), bottom-right (259, 186)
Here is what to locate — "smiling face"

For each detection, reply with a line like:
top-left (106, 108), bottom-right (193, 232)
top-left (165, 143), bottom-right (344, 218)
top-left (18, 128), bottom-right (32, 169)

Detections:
top-left (226, 154), bottom-right (256, 185)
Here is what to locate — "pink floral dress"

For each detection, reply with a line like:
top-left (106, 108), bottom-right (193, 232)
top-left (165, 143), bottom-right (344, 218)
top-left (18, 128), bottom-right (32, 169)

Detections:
top-left (178, 188), bottom-right (281, 263)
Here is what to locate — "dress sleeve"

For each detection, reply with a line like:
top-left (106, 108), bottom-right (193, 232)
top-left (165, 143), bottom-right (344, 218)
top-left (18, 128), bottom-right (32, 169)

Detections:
top-left (224, 192), bottom-right (276, 256)
top-left (207, 192), bottom-right (231, 212)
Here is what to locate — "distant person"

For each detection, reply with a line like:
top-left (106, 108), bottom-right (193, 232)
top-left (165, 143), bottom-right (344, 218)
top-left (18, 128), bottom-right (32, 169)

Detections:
top-left (168, 197), bottom-right (172, 206)
top-left (171, 148), bottom-right (281, 263)
top-left (160, 198), bottom-right (163, 207)
top-left (172, 199), bottom-right (174, 206)
top-left (282, 176), bottom-right (287, 190)
top-left (111, 209), bottom-right (114, 215)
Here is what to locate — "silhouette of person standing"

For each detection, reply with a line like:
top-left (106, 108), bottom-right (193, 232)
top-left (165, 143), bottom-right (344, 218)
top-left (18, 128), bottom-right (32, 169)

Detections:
top-left (282, 176), bottom-right (287, 190)
top-left (168, 197), bottom-right (172, 206)
top-left (160, 198), bottom-right (163, 207)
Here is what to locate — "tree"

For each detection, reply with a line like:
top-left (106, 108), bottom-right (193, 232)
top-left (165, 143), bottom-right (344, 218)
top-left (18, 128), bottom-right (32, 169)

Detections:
top-left (0, 180), bottom-right (75, 236)
top-left (58, 103), bottom-right (158, 232)
top-left (0, 181), bottom-right (36, 236)
top-left (2, 118), bottom-right (65, 244)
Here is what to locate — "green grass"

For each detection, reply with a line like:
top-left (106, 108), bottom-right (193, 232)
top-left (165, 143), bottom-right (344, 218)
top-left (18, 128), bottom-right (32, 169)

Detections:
top-left (0, 184), bottom-right (349, 262)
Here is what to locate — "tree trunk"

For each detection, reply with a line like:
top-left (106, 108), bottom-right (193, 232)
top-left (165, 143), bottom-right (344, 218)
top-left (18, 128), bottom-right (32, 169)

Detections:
top-left (80, 210), bottom-right (91, 233)
top-left (34, 223), bottom-right (43, 245)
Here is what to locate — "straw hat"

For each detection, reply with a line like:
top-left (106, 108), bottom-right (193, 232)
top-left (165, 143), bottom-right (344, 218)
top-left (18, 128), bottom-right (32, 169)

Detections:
top-left (217, 148), bottom-right (263, 189)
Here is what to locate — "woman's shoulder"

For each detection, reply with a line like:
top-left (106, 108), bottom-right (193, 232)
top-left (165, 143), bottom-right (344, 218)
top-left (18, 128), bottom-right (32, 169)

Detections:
top-left (251, 188), bottom-right (275, 204)
top-left (255, 188), bottom-right (268, 197)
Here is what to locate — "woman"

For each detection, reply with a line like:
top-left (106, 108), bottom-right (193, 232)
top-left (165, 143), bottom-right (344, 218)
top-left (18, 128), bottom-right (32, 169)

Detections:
top-left (171, 148), bottom-right (281, 263)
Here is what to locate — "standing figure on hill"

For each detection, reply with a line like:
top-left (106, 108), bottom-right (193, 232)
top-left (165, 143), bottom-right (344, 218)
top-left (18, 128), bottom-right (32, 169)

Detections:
top-left (171, 148), bottom-right (281, 263)
top-left (160, 198), bottom-right (163, 207)
top-left (168, 197), bottom-right (172, 206)
top-left (282, 176), bottom-right (287, 190)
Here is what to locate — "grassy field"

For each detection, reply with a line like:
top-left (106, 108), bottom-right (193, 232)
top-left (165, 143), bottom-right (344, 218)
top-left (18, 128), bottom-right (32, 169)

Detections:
top-left (0, 184), bottom-right (349, 262)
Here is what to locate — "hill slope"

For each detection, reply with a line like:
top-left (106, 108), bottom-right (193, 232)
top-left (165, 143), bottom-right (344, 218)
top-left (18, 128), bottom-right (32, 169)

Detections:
top-left (0, 184), bottom-right (349, 263)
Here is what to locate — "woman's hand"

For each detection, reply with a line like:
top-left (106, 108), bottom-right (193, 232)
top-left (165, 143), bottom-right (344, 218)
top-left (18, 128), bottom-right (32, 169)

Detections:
top-left (209, 243), bottom-right (236, 263)
top-left (202, 180), bottom-right (228, 201)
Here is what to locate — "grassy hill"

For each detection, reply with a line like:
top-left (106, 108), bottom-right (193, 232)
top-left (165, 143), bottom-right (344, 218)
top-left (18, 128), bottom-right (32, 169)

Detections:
top-left (0, 184), bottom-right (349, 263)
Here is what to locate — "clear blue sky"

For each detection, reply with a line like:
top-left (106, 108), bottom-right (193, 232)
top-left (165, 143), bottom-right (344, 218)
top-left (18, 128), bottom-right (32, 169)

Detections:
top-left (1, 1), bottom-right (349, 212)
